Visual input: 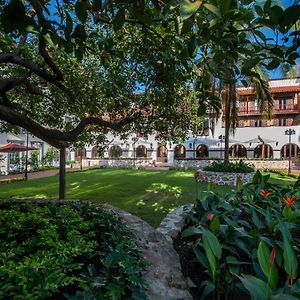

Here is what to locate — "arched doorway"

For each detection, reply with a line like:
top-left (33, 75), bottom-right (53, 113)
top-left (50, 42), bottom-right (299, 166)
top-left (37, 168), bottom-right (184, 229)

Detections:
top-left (75, 148), bottom-right (86, 161)
top-left (229, 144), bottom-right (247, 158)
top-left (254, 144), bottom-right (273, 159)
top-left (196, 144), bottom-right (208, 158)
top-left (136, 145), bottom-right (147, 158)
top-left (281, 143), bottom-right (299, 160)
top-left (109, 145), bottom-right (122, 159)
top-left (157, 145), bottom-right (168, 162)
top-left (174, 145), bottom-right (186, 159)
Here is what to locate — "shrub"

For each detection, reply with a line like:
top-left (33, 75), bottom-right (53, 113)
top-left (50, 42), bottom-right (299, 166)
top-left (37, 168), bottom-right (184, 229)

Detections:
top-left (0, 202), bottom-right (146, 299)
top-left (180, 171), bottom-right (300, 299)
top-left (203, 160), bottom-right (255, 173)
top-left (0, 177), bottom-right (25, 184)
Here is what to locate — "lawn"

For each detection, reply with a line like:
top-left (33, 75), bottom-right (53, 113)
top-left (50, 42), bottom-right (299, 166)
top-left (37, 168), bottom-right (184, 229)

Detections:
top-left (0, 169), bottom-right (295, 226)
top-left (0, 168), bottom-right (233, 227)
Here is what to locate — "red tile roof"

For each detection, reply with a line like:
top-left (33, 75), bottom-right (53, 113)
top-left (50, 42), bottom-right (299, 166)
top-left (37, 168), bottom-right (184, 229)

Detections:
top-left (238, 86), bottom-right (300, 96)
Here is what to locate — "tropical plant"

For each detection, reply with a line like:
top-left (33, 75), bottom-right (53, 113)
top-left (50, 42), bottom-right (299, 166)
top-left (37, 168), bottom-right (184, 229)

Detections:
top-left (0, 201), bottom-right (147, 299)
top-left (203, 160), bottom-right (255, 173)
top-left (181, 171), bottom-right (300, 299)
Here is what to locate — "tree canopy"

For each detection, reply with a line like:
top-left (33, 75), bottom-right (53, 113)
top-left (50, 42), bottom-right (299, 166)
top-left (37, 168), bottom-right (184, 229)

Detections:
top-left (0, 0), bottom-right (299, 149)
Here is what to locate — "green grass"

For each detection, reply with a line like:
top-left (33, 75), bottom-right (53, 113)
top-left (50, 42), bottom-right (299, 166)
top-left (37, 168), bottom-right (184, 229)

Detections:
top-left (263, 171), bottom-right (297, 185)
top-left (0, 169), bottom-right (295, 226)
top-left (0, 168), bottom-right (232, 227)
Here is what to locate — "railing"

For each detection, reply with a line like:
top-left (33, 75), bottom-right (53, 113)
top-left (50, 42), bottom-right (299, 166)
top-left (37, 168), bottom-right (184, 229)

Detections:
top-left (237, 104), bottom-right (298, 115)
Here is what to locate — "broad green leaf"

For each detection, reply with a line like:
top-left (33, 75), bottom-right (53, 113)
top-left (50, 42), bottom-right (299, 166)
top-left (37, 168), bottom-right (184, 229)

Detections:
top-left (193, 244), bottom-right (209, 269)
top-left (203, 235), bottom-right (217, 280)
top-left (75, 1), bottom-right (88, 23)
top-left (239, 274), bottom-right (271, 300)
top-left (257, 241), bottom-right (270, 277)
top-left (180, 0), bottom-right (202, 20)
top-left (202, 228), bottom-right (222, 259)
top-left (281, 224), bottom-right (298, 278)
top-left (218, 0), bottom-right (231, 15)
top-left (203, 3), bottom-right (221, 18)
top-left (282, 5), bottom-right (300, 29)
top-left (269, 5), bottom-right (284, 24)
top-left (266, 60), bottom-right (280, 70)
top-left (113, 9), bottom-right (126, 31)
top-left (210, 217), bottom-right (220, 235)
top-left (188, 34), bottom-right (197, 58)
top-left (200, 280), bottom-right (215, 299)
top-left (181, 226), bottom-right (202, 238)
top-left (92, 0), bottom-right (102, 12)
top-left (271, 294), bottom-right (299, 300)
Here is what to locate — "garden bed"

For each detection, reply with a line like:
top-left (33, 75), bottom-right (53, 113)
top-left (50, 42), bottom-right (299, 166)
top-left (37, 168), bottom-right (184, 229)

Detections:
top-left (174, 171), bottom-right (300, 299)
top-left (0, 201), bottom-right (146, 299)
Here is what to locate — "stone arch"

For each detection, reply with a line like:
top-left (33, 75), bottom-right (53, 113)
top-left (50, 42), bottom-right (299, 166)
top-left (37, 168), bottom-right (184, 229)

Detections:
top-left (109, 145), bottom-right (122, 159)
top-left (136, 145), bottom-right (147, 158)
top-left (174, 144), bottom-right (186, 159)
top-left (157, 145), bottom-right (168, 162)
top-left (229, 144), bottom-right (247, 158)
top-left (254, 144), bottom-right (273, 159)
top-left (196, 144), bottom-right (208, 158)
top-left (281, 143), bottom-right (300, 159)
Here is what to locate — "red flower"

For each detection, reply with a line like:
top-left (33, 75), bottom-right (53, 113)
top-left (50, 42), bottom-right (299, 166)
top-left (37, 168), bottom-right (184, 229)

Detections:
top-left (260, 189), bottom-right (270, 199)
top-left (207, 213), bottom-right (214, 220)
top-left (284, 195), bottom-right (296, 206)
top-left (194, 171), bottom-right (200, 180)
top-left (269, 246), bottom-right (276, 269)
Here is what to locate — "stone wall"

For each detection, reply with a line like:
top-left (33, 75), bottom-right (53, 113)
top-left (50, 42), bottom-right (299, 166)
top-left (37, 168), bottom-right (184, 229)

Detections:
top-left (174, 159), bottom-right (291, 170)
top-left (195, 170), bottom-right (255, 185)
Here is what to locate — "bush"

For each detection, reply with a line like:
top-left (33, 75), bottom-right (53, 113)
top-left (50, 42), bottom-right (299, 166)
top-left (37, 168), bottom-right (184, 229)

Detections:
top-left (179, 171), bottom-right (300, 299)
top-left (0, 202), bottom-right (146, 299)
top-left (269, 169), bottom-right (299, 179)
top-left (0, 178), bottom-right (25, 184)
top-left (203, 160), bottom-right (255, 173)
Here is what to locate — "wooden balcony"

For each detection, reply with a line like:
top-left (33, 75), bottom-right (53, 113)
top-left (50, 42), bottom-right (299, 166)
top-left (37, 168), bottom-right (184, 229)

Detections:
top-left (237, 104), bottom-right (299, 116)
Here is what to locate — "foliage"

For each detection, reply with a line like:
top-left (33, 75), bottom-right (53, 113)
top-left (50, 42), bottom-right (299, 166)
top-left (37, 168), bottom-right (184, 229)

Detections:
top-left (0, 201), bottom-right (147, 299)
top-left (42, 148), bottom-right (59, 166)
top-left (29, 150), bottom-right (40, 169)
top-left (203, 160), bottom-right (255, 173)
top-left (182, 171), bottom-right (300, 299)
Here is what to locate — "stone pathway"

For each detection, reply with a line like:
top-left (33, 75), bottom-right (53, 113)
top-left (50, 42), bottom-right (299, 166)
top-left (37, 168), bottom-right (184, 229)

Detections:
top-left (104, 205), bottom-right (193, 300)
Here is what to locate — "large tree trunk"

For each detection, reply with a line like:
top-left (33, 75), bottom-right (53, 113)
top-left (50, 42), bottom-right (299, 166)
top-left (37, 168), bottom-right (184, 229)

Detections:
top-left (59, 147), bottom-right (66, 200)
top-left (224, 86), bottom-right (231, 165)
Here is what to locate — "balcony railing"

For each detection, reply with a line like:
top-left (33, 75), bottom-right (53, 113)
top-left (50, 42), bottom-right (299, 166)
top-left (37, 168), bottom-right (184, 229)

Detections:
top-left (237, 104), bottom-right (299, 116)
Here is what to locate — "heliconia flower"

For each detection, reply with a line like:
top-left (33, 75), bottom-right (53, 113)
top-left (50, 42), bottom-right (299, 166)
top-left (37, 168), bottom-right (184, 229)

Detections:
top-left (284, 195), bottom-right (296, 207)
top-left (260, 189), bottom-right (270, 199)
top-left (194, 171), bottom-right (200, 180)
top-left (269, 246), bottom-right (276, 269)
top-left (207, 213), bottom-right (214, 220)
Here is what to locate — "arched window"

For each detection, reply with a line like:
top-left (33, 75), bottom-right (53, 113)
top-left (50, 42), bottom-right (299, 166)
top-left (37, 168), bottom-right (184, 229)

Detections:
top-left (157, 145), bottom-right (168, 162)
top-left (174, 144), bottom-right (186, 159)
top-left (75, 148), bottom-right (86, 161)
top-left (196, 144), bottom-right (208, 158)
top-left (229, 144), bottom-right (247, 158)
top-left (281, 144), bottom-right (299, 159)
top-left (136, 145), bottom-right (147, 158)
top-left (254, 144), bottom-right (273, 159)
top-left (109, 145), bottom-right (122, 159)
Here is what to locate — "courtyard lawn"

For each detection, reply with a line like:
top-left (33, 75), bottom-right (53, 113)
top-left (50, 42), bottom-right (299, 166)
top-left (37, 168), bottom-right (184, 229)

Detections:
top-left (264, 171), bottom-right (297, 185)
top-left (0, 168), bottom-right (232, 227)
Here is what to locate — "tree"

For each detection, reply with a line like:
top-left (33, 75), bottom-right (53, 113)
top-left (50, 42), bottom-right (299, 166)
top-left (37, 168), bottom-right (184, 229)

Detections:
top-left (174, 0), bottom-right (300, 164)
top-left (0, 0), bottom-right (205, 198)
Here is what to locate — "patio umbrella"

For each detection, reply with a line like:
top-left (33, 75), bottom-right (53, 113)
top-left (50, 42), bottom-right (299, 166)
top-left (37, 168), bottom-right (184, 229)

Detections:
top-left (0, 143), bottom-right (39, 179)
top-left (0, 143), bottom-right (38, 152)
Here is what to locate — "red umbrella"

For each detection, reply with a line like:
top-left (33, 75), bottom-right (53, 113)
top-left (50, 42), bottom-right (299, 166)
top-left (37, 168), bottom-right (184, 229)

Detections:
top-left (0, 143), bottom-right (38, 152)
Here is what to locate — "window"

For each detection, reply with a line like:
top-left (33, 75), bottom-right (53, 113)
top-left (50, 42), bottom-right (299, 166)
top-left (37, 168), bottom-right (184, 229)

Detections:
top-left (254, 120), bottom-right (262, 127)
top-left (278, 118), bottom-right (287, 126)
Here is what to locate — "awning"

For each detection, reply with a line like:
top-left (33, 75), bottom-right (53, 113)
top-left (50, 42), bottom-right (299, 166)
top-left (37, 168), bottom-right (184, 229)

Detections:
top-left (0, 143), bottom-right (38, 153)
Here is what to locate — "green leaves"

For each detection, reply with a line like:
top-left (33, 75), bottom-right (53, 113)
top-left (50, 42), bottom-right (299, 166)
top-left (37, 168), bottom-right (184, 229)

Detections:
top-left (75, 1), bottom-right (88, 23)
top-left (113, 9), bottom-right (126, 31)
top-left (240, 274), bottom-right (272, 300)
top-left (0, 0), bottom-right (26, 33)
top-left (180, 0), bottom-right (202, 20)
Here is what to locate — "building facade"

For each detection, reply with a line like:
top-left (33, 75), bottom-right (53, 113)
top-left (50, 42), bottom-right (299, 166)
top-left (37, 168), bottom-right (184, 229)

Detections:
top-left (1, 77), bottom-right (300, 174)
